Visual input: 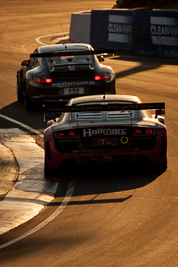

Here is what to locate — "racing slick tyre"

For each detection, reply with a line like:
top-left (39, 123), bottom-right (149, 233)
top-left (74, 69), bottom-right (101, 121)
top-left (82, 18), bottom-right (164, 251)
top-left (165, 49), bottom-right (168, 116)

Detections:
top-left (110, 87), bottom-right (116, 94)
top-left (152, 158), bottom-right (167, 173)
top-left (44, 159), bottom-right (55, 176)
top-left (158, 158), bottom-right (167, 172)
top-left (17, 85), bottom-right (24, 102)
top-left (108, 81), bottom-right (116, 94)
top-left (24, 89), bottom-right (32, 110)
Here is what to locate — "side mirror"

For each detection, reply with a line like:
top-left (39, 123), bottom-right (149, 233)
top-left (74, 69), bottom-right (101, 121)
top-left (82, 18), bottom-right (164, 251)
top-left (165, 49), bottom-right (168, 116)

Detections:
top-left (154, 110), bottom-right (165, 124)
top-left (21, 60), bottom-right (30, 66)
top-left (47, 120), bottom-right (54, 127)
top-left (97, 55), bottom-right (105, 62)
top-left (157, 116), bottom-right (165, 124)
top-left (155, 109), bottom-right (165, 118)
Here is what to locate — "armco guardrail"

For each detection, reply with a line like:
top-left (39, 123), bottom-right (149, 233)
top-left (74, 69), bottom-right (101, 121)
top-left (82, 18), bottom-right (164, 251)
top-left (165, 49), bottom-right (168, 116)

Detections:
top-left (69, 9), bottom-right (178, 58)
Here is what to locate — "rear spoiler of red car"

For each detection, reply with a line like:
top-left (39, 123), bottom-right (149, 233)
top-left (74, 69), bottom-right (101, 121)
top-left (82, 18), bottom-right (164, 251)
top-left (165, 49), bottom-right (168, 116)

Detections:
top-left (30, 49), bottom-right (114, 58)
top-left (43, 102), bottom-right (165, 121)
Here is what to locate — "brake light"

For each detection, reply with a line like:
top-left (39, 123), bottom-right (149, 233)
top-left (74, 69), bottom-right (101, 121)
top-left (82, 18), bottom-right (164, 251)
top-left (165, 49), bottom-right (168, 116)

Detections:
top-left (95, 75), bottom-right (109, 81)
top-left (146, 129), bottom-right (153, 134)
top-left (134, 129), bottom-right (153, 134)
top-left (56, 131), bottom-right (77, 138)
top-left (69, 132), bottom-right (75, 136)
top-left (58, 133), bottom-right (65, 137)
top-left (33, 77), bottom-right (52, 83)
top-left (135, 129), bottom-right (141, 134)
top-left (45, 78), bottom-right (52, 83)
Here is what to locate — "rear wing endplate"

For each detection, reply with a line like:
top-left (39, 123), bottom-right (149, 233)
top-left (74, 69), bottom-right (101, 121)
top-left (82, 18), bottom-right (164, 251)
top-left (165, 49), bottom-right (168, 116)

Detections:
top-left (30, 49), bottom-right (114, 58)
top-left (43, 102), bottom-right (165, 121)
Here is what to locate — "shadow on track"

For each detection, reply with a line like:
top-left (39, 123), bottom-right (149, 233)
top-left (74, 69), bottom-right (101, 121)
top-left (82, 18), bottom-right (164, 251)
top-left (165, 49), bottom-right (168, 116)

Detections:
top-left (53, 162), bottom-right (164, 206)
top-left (0, 101), bottom-right (45, 131)
top-left (109, 53), bottom-right (178, 80)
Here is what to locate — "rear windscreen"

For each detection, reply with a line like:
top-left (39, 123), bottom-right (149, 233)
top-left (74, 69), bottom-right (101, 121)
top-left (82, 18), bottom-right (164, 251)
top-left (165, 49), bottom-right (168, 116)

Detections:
top-left (46, 54), bottom-right (94, 67)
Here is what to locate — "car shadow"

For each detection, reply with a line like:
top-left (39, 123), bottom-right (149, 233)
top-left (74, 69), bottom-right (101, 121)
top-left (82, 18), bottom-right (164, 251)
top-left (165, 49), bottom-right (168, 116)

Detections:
top-left (109, 53), bottom-right (178, 80)
top-left (52, 162), bottom-right (165, 206)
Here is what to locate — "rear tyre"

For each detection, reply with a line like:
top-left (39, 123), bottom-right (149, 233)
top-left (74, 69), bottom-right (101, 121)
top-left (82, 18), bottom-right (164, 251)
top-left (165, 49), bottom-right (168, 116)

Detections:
top-left (153, 158), bottom-right (167, 173)
top-left (159, 158), bottom-right (167, 172)
top-left (44, 159), bottom-right (54, 176)
top-left (108, 81), bottom-right (116, 94)
top-left (24, 89), bottom-right (32, 110)
top-left (17, 85), bottom-right (24, 102)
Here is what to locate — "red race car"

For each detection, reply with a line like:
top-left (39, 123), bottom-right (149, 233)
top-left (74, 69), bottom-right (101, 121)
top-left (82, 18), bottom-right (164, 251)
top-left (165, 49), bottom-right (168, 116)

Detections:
top-left (44, 94), bottom-right (167, 175)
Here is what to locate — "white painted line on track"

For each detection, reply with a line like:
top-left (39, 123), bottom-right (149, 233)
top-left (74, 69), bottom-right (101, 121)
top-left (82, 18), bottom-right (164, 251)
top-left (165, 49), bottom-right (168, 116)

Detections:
top-left (0, 128), bottom-right (59, 235)
top-left (0, 114), bottom-right (75, 248)
top-left (0, 177), bottom-right (75, 249)
top-left (0, 33), bottom-right (75, 247)
top-left (0, 114), bottom-right (42, 136)
top-left (36, 32), bottom-right (69, 45)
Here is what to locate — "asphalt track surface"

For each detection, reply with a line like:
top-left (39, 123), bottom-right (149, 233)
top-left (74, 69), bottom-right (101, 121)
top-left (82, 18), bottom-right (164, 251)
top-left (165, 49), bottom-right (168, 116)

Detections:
top-left (0, 1), bottom-right (178, 266)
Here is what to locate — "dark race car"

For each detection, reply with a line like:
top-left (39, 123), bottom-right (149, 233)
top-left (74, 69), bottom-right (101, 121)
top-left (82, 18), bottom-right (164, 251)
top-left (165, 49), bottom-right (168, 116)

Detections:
top-left (16, 43), bottom-right (115, 110)
top-left (43, 94), bottom-right (167, 175)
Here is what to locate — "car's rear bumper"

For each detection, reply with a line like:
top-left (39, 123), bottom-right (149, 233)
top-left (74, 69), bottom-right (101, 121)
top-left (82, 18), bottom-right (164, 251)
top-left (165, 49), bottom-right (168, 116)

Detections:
top-left (45, 133), bottom-right (167, 171)
top-left (27, 80), bottom-right (116, 104)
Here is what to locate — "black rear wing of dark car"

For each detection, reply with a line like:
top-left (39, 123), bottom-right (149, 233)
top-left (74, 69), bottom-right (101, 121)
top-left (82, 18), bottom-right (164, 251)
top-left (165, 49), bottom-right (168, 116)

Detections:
top-left (43, 102), bottom-right (165, 121)
top-left (30, 49), bottom-right (114, 58)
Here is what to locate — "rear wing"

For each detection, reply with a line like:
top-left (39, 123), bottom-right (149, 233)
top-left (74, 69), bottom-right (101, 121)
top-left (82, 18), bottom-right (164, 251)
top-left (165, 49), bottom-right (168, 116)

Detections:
top-left (43, 102), bottom-right (165, 121)
top-left (30, 49), bottom-right (114, 58)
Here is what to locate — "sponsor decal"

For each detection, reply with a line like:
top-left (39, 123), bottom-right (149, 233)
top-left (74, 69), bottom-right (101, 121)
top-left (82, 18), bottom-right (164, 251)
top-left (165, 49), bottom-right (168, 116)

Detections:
top-left (83, 128), bottom-right (127, 137)
top-left (52, 81), bottom-right (95, 88)
top-left (120, 136), bottom-right (129, 144)
top-left (108, 15), bottom-right (133, 43)
top-left (150, 16), bottom-right (178, 46)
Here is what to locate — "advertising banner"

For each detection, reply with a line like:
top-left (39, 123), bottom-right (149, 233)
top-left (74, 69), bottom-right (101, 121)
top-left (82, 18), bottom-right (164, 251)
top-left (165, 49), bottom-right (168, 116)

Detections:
top-left (133, 10), bottom-right (178, 57)
top-left (90, 10), bottom-right (133, 50)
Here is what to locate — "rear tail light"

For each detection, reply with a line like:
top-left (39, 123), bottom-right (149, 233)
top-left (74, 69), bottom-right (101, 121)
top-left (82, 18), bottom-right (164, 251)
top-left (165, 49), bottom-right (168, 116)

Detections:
top-left (33, 77), bottom-right (52, 83)
top-left (95, 74), bottom-right (109, 81)
top-left (145, 129), bottom-right (153, 134)
top-left (135, 129), bottom-right (142, 134)
top-left (55, 131), bottom-right (78, 138)
top-left (69, 132), bottom-right (75, 136)
top-left (134, 128), bottom-right (153, 135)
top-left (58, 133), bottom-right (65, 137)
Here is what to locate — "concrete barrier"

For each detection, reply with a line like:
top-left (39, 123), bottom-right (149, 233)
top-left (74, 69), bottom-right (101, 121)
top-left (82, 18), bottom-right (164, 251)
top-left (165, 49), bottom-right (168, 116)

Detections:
top-left (90, 9), bottom-right (133, 50)
top-left (69, 12), bottom-right (91, 43)
top-left (133, 10), bottom-right (178, 57)
top-left (69, 9), bottom-right (178, 57)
